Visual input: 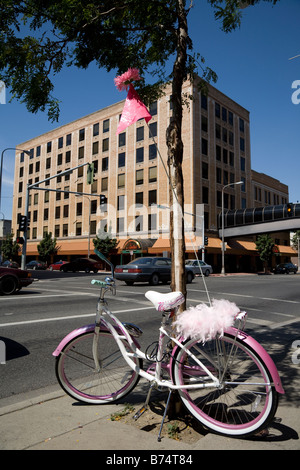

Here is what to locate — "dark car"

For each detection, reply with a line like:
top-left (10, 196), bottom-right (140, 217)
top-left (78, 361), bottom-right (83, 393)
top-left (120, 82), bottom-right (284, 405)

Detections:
top-left (0, 267), bottom-right (34, 295)
top-left (115, 257), bottom-right (194, 285)
top-left (26, 260), bottom-right (47, 270)
top-left (273, 262), bottom-right (298, 274)
top-left (1, 260), bottom-right (20, 269)
top-left (60, 257), bottom-right (102, 273)
top-left (185, 259), bottom-right (213, 276)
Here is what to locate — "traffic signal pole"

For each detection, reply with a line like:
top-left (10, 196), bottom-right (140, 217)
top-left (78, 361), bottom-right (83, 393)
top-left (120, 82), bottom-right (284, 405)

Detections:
top-left (20, 162), bottom-right (91, 270)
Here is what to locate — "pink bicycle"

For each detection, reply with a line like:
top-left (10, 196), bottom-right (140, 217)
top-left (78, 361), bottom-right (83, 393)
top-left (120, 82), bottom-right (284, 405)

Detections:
top-left (53, 252), bottom-right (284, 440)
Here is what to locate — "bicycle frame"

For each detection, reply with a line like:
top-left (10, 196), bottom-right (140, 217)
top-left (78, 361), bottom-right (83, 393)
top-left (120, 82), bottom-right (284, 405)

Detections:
top-left (53, 282), bottom-right (284, 395)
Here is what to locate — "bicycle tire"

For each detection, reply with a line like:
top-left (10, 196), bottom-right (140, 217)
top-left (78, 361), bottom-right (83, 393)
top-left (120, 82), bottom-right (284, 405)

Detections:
top-left (55, 330), bottom-right (142, 404)
top-left (172, 332), bottom-right (279, 437)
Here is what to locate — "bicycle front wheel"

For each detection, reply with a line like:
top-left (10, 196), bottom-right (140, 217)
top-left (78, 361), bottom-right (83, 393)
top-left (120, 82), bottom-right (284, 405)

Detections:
top-left (172, 332), bottom-right (279, 437)
top-left (56, 331), bottom-right (142, 404)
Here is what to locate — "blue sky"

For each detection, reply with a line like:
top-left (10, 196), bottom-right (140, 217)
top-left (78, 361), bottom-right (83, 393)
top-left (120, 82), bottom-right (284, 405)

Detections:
top-left (0, 0), bottom-right (299, 220)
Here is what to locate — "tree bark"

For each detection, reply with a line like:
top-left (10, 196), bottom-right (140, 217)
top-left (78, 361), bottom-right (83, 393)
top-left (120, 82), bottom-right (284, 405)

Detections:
top-left (166, 0), bottom-right (188, 308)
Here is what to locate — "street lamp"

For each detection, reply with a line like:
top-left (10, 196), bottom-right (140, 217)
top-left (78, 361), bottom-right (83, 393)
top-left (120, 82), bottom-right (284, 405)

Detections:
top-left (0, 148), bottom-right (32, 211)
top-left (221, 181), bottom-right (243, 276)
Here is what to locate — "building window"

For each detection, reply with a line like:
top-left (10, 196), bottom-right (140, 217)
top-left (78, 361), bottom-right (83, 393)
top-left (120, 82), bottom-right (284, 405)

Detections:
top-left (90, 220), bottom-right (97, 235)
top-left (201, 94), bottom-right (207, 110)
top-left (102, 157), bottom-right (109, 172)
top-left (44, 208), bottom-right (49, 221)
top-left (202, 138), bottom-right (208, 155)
top-left (101, 177), bottom-right (108, 191)
top-left (55, 206), bottom-right (61, 219)
top-left (202, 162), bottom-right (208, 180)
top-left (136, 126), bottom-right (144, 142)
top-left (118, 152), bottom-right (125, 168)
top-left (36, 146), bottom-right (41, 157)
top-left (239, 118), bottom-right (245, 133)
top-left (148, 189), bottom-right (157, 206)
top-left (149, 166), bottom-right (157, 183)
top-left (63, 224), bottom-right (68, 237)
top-left (92, 141), bottom-right (99, 155)
top-left (102, 138), bottom-right (109, 152)
top-left (149, 144), bottom-right (157, 160)
top-left (79, 128), bottom-right (85, 141)
top-left (117, 217), bottom-right (124, 234)
top-left (222, 107), bottom-right (227, 122)
top-left (66, 134), bottom-right (72, 146)
top-left (65, 150), bottom-right (71, 163)
top-left (58, 137), bottom-right (63, 149)
top-left (118, 195), bottom-right (125, 211)
top-left (202, 186), bottom-right (208, 204)
top-left (148, 122), bottom-right (157, 137)
top-left (135, 192), bottom-right (143, 207)
top-left (46, 157), bottom-right (51, 169)
top-left (148, 213), bottom-right (157, 232)
top-left (47, 141), bottom-right (52, 153)
top-left (76, 202), bottom-right (82, 216)
top-left (240, 156), bottom-right (245, 172)
top-left (76, 222), bottom-right (82, 236)
top-left (118, 132), bottom-right (126, 147)
top-left (63, 205), bottom-right (69, 218)
top-left (136, 147), bottom-right (144, 163)
top-left (55, 225), bottom-right (60, 237)
top-left (57, 153), bottom-right (63, 165)
top-left (93, 123), bottom-right (99, 136)
top-left (91, 200), bottom-right (97, 214)
top-left (215, 103), bottom-right (220, 118)
top-left (78, 146), bottom-right (84, 159)
top-left (118, 173), bottom-right (125, 189)
top-left (103, 119), bottom-right (109, 133)
top-left (149, 101), bottom-right (157, 116)
top-left (136, 169), bottom-right (144, 185)
top-left (135, 215), bottom-right (143, 232)
top-left (240, 137), bottom-right (245, 152)
top-left (201, 115), bottom-right (208, 132)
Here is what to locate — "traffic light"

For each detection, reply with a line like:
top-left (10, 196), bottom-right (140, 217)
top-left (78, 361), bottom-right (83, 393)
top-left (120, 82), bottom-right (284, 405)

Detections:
top-left (18, 215), bottom-right (28, 232)
top-left (204, 236), bottom-right (208, 246)
top-left (16, 236), bottom-right (24, 245)
top-left (287, 203), bottom-right (293, 216)
top-left (100, 194), bottom-right (107, 205)
top-left (87, 163), bottom-right (94, 185)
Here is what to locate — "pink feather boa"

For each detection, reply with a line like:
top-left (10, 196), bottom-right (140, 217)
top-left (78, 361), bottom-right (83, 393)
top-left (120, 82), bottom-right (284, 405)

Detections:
top-left (114, 68), bottom-right (142, 91)
top-left (174, 299), bottom-right (240, 342)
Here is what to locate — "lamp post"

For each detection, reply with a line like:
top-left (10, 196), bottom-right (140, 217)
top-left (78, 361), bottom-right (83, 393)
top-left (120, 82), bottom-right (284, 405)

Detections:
top-left (221, 181), bottom-right (243, 276)
top-left (0, 148), bottom-right (31, 211)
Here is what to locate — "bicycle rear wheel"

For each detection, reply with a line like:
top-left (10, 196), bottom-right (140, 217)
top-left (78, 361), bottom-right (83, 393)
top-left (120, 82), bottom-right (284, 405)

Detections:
top-left (56, 331), bottom-right (142, 404)
top-left (172, 332), bottom-right (279, 437)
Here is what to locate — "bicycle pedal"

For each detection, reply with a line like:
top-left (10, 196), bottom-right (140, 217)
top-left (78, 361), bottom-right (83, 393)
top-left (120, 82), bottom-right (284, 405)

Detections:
top-left (133, 406), bottom-right (148, 420)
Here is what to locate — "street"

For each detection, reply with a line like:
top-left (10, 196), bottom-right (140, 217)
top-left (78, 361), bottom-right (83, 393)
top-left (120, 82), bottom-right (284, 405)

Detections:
top-left (0, 271), bottom-right (299, 410)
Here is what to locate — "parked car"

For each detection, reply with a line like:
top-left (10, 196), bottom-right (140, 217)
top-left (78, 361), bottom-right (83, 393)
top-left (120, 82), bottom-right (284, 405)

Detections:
top-left (60, 258), bottom-right (102, 273)
top-left (115, 257), bottom-right (194, 285)
top-left (1, 260), bottom-right (20, 269)
top-left (0, 267), bottom-right (34, 295)
top-left (25, 260), bottom-right (47, 270)
top-left (185, 259), bottom-right (213, 277)
top-left (273, 262), bottom-right (298, 274)
top-left (48, 260), bottom-right (67, 271)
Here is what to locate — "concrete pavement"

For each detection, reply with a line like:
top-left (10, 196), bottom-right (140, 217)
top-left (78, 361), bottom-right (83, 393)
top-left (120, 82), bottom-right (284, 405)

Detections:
top-left (0, 379), bottom-right (299, 451)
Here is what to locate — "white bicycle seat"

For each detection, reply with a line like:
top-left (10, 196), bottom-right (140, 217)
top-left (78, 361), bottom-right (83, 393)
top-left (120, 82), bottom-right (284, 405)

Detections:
top-left (145, 290), bottom-right (185, 312)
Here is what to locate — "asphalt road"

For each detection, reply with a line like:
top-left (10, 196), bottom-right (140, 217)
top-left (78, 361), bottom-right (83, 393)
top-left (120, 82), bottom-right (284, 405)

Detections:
top-left (1, 271), bottom-right (299, 405)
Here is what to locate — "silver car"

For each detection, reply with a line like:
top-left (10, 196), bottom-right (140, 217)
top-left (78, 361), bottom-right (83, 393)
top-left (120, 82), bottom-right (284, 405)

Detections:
top-left (185, 259), bottom-right (213, 276)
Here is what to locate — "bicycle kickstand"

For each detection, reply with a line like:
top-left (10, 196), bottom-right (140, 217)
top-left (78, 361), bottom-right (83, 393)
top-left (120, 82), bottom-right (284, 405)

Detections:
top-left (157, 390), bottom-right (172, 442)
top-left (133, 382), bottom-right (155, 420)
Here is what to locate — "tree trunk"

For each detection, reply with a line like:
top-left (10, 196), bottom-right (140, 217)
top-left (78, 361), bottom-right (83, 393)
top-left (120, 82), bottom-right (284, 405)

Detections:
top-left (166, 0), bottom-right (188, 419)
top-left (166, 0), bottom-right (188, 308)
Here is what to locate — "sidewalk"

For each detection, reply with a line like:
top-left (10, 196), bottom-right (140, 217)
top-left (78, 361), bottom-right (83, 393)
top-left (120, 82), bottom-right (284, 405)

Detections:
top-left (1, 381), bottom-right (299, 451)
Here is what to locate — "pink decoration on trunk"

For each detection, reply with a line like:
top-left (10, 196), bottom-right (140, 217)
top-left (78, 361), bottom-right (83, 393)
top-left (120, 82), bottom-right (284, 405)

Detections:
top-left (116, 82), bottom-right (152, 135)
top-left (114, 68), bottom-right (142, 91)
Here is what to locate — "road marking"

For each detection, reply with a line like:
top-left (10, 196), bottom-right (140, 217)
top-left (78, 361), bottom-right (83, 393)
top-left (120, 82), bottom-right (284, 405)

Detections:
top-left (0, 306), bottom-right (154, 328)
